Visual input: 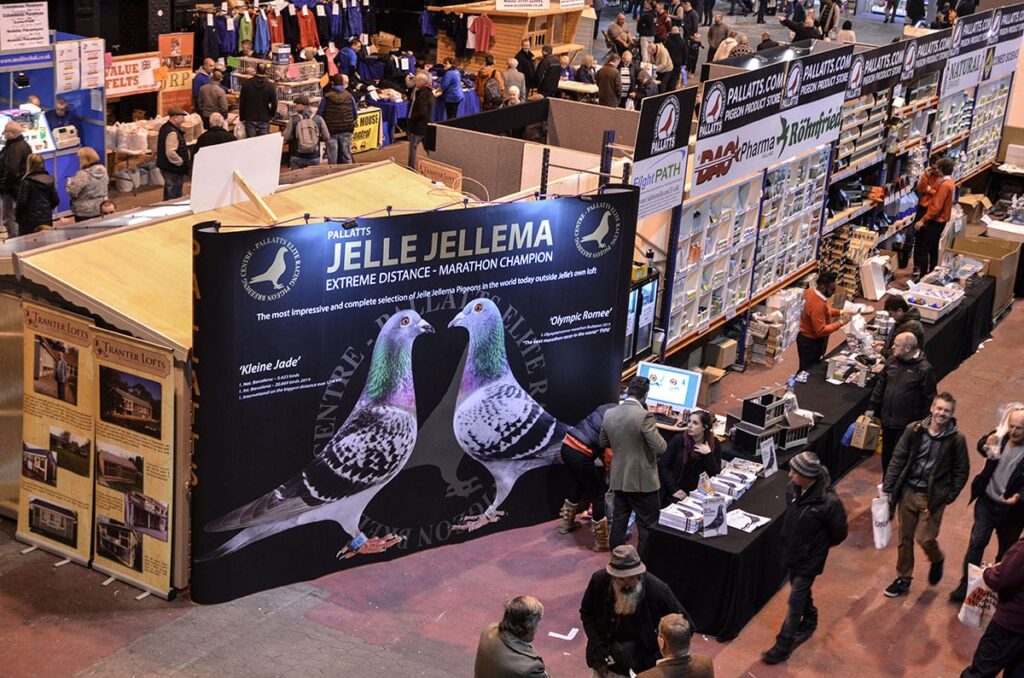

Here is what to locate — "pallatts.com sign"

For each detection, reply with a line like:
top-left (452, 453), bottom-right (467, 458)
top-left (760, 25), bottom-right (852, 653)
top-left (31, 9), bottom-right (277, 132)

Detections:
top-left (846, 40), bottom-right (910, 101)
top-left (983, 3), bottom-right (1024, 83)
top-left (690, 63), bottom-right (785, 199)
top-left (774, 46), bottom-right (852, 162)
top-left (942, 10), bottom-right (994, 97)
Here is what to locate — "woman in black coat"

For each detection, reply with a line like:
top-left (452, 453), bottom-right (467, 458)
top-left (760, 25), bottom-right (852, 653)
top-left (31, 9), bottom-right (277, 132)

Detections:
top-left (659, 409), bottom-right (720, 505)
top-left (15, 154), bottom-right (58, 235)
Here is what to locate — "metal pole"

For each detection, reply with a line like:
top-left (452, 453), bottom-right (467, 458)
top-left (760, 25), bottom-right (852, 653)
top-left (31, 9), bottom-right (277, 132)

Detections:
top-left (600, 129), bottom-right (615, 187)
top-left (540, 147), bottom-right (551, 199)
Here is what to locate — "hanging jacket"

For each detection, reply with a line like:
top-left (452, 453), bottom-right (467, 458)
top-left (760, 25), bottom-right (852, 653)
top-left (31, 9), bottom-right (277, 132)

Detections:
top-left (780, 468), bottom-right (848, 577)
top-left (267, 8), bottom-right (285, 44)
top-left (215, 14), bottom-right (237, 56)
top-left (15, 171), bottom-right (58, 233)
top-left (66, 164), bottom-right (109, 218)
top-left (296, 6), bottom-right (320, 49)
top-left (363, 4), bottom-right (377, 35)
top-left (315, 7), bottom-right (332, 47)
top-left (348, 3), bottom-right (364, 37)
top-left (282, 8), bottom-right (301, 50)
top-left (870, 350), bottom-right (937, 430)
top-left (199, 14), bottom-right (220, 60)
top-left (253, 11), bottom-right (271, 55)
top-left (238, 12), bottom-right (254, 48)
top-left (883, 416), bottom-right (970, 512)
top-left (331, 2), bottom-right (343, 40)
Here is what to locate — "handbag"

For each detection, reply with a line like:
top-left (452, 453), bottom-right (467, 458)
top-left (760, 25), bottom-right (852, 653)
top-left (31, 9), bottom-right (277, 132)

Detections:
top-left (958, 564), bottom-right (998, 628)
top-left (871, 496), bottom-right (891, 549)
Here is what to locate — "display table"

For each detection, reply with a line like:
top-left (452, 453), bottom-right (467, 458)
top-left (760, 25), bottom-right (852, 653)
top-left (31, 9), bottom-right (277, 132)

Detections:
top-left (645, 471), bottom-right (790, 641)
top-left (374, 95), bottom-right (481, 144)
top-left (647, 276), bottom-right (995, 642)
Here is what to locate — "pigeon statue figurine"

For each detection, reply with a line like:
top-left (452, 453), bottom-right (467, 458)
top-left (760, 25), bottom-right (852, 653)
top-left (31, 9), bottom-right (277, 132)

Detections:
top-left (199, 310), bottom-right (434, 561)
top-left (448, 298), bottom-right (567, 532)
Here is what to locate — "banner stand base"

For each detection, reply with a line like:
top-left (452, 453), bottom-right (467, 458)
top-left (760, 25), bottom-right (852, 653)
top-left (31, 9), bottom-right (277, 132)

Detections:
top-left (15, 532), bottom-right (89, 567)
top-left (91, 562), bottom-right (175, 601)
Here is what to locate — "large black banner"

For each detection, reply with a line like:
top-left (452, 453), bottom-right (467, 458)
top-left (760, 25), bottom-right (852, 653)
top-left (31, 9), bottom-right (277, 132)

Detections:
top-left (845, 41), bottom-right (911, 100)
top-left (983, 3), bottom-right (1024, 83)
top-left (190, 189), bottom-right (639, 603)
top-left (905, 28), bottom-right (953, 81)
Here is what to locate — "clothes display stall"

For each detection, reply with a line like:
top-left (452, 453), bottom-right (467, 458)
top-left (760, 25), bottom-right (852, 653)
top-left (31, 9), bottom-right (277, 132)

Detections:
top-left (0, 31), bottom-right (106, 216)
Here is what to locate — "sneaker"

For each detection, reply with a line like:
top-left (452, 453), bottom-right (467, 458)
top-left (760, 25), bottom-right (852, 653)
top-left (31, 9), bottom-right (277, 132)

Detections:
top-left (884, 577), bottom-right (911, 597)
top-left (761, 643), bottom-right (792, 665)
top-left (929, 559), bottom-right (945, 586)
top-left (949, 582), bottom-right (967, 603)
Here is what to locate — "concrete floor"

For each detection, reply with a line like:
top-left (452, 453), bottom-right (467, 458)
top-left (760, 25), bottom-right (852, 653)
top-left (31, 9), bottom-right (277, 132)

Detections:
top-left (1, 286), bottom-right (1020, 676)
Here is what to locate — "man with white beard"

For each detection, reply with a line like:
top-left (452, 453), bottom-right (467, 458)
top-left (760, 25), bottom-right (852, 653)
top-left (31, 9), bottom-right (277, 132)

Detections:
top-left (580, 546), bottom-right (691, 676)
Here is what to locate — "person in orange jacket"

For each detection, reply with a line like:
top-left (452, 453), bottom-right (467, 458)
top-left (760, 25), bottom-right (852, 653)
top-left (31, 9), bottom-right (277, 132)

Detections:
top-left (796, 270), bottom-right (847, 374)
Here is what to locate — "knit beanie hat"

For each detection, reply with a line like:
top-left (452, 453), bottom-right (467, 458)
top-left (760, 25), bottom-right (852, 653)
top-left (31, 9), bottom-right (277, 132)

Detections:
top-left (790, 451), bottom-right (822, 478)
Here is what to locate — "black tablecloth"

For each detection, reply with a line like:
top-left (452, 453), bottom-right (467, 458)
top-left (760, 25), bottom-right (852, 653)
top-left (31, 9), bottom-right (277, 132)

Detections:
top-left (645, 472), bottom-right (790, 641)
top-left (644, 276), bottom-right (996, 642)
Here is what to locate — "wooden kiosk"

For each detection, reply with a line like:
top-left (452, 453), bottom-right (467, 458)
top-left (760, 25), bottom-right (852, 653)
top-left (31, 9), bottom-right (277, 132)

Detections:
top-left (427, 0), bottom-right (588, 70)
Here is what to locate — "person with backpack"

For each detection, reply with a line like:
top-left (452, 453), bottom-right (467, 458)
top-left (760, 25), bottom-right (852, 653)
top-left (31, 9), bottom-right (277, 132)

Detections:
top-left (15, 153), bottom-right (58, 235)
top-left (283, 95), bottom-right (329, 170)
top-left (476, 55), bottom-right (505, 111)
top-left (322, 74), bottom-right (357, 164)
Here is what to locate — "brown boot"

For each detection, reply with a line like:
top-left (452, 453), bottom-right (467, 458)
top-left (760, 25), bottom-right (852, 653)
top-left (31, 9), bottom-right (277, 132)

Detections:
top-left (591, 517), bottom-right (609, 552)
top-left (558, 499), bottom-right (580, 534)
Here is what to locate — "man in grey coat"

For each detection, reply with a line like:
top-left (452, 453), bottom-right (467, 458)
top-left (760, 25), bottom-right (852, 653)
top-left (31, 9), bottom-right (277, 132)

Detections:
top-left (601, 376), bottom-right (668, 557)
top-left (474, 595), bottom-right (549, 677)
top-left (502, 58), bottom-right (527, 103)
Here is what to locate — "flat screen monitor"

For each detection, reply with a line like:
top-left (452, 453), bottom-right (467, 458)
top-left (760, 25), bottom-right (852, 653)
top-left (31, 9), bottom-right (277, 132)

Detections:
top-left (636, 361), bottom-right (702, 413)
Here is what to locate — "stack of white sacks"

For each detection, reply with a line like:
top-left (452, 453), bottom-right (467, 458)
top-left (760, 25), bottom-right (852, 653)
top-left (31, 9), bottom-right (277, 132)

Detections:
top-left (658, 460), bottom-right (762, 533)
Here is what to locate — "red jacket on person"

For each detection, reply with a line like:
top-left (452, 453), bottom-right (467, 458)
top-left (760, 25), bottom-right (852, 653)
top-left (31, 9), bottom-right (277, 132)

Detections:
top-left (799, 287), bottom-right (842, 339)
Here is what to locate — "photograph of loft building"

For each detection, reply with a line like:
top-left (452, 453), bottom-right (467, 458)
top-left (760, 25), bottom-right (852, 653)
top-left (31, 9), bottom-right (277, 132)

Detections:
top-left (125, 490), bottom-right (168, 542)
top-left (99, 366), bottom-right (162, 439)
top-left (96, 446), bottom-right (144, 493)
top-left (21, 443), bottom-right (57, 486)
top-left (96, 517), bottom-right (142, 572)
top-left (28, 497), bottom-right (78, 547)
top-left (49, 427), bottom-right (91, 478)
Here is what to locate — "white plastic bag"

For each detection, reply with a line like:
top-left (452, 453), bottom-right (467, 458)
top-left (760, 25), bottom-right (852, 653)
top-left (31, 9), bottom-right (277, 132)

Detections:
top-left (958, 563), bottom-right (998, 628)
top-left (871, 496), bottom-right (891, 549)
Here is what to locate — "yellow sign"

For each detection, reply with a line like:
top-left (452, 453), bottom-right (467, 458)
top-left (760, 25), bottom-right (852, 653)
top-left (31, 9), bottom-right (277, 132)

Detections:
top-left (353, 107), bottom-right (382, 154)
top-left (17, 304), bottom-right (96, 564)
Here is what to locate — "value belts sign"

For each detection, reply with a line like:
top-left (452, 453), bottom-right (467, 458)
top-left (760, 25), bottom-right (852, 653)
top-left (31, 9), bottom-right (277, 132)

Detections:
top-left (775, 46), bottom-right (852, 162)
top-left (982, 3), bottom-right (1024, 84)
top-left (846, 40), bottom-right (910, 100)
top-left (634, 86), bottom-right (698, 162)
top-left (942, 10), bottom-right (994, 98)
top-left (690, 64), bottom-right (785, 199)
top-left (191, 190), bottom-right (639, 603)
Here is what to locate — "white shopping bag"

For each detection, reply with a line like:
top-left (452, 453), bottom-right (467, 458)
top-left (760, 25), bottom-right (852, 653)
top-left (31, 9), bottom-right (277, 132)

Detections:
top-left (958, 563), bottom-right (998, 628)
top-left (871, 496), bottom-right (891, 549)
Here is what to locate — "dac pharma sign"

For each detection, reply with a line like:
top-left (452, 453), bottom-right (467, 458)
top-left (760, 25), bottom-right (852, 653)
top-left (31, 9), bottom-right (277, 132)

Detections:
top-left (942, 11), bottom-right (994, 97)
top-left (632, 149), bottom-right (687, 219)
top-left (775, 46), bottom-right (852, 161)
top-left (982, 3), bottom-right (1024, 83)
top-left (690, 64), bottom-right (785, 199)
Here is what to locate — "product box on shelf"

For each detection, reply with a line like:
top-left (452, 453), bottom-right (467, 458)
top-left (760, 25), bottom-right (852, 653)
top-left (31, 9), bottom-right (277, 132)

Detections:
top-left (946, 236), bottom-right (1020, 315)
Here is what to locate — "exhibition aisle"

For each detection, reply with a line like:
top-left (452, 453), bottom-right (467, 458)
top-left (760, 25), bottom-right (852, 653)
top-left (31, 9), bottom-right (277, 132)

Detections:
top-left (0, 303), bottom-right (1020, 677)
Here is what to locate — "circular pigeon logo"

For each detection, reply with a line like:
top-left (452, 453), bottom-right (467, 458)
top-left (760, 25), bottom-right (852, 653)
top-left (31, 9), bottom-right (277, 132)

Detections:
top-left (781, 61), bottom-right (802, 109)
top-left (702, 82), bottom-right (726, 126)
top-left (902, 41), bottom-right (918, 78)
top-left (848, 56), bottom-right (864, 92)
top-left (989, 10), bottom-right (1002, 44)
top-left (240, 236), bottom-right (302, 302)
top-left (952, 22), bottom-right (964, 52)
top-left (654, 96), bottom-right (680, 146)
top-left (574, 203), bottom-right (622, 259)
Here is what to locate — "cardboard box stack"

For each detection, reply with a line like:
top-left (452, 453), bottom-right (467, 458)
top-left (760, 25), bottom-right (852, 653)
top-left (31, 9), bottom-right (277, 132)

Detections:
top-left (746, 288), bottom-right (804, 367)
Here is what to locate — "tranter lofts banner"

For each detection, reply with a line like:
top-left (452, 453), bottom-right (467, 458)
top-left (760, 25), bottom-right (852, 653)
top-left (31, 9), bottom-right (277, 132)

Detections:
top-left (191, 189), bottom-right (639, 603)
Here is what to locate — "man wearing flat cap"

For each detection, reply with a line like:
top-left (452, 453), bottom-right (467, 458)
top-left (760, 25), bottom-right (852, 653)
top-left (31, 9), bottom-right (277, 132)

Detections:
top-left (156, 108), bottom-right (190, 201)
top-left (600, 376), bottom-right (667, 557)
top-left (580, 545), bottom-right (691, 676)
top-left (762, 451), bottom-right (848, 665)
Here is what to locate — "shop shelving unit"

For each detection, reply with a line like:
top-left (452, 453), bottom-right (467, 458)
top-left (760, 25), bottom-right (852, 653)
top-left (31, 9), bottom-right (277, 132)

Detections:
top-left (834, 91), bottom-right (890, 177)
top-left (960, 76), bottom-right (1011, 179)
top-left (666, 175), bottom-right (760, 344)
top-left (753, 146), bottom-right (831, 296)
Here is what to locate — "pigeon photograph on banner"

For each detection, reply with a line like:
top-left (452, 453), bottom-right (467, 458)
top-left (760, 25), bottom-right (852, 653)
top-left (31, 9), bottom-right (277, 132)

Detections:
top-left (191, 188), bottom-right (639, 603)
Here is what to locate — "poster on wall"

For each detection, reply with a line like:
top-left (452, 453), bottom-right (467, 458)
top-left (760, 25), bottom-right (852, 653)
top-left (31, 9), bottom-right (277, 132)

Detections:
top-left (191, 189), bottom-right (639, 603)
top-left (690, 64), bottom-right (786, 198)
top-left (982, 4), bottom-right (1024, 83)
top-left (16, 304), bottom-right (95, 564)
top-left (633, 149), bottom-right (687, 219)
top-left (79, 38), bottom-right (106, 90)
top-left (90, 330), bottom-right (175, 597)
top-left (158, 33), bottom-right (195, 115)
top-left (55, 41), bottom-right (82, 94)
top-left (634, 86), bottom-right (697, 162)
top-left (941, 10), bottom-right (993, 97)
top-left (0, 2), bottom-right (50, 51)
top-left (845, 40), bottom-right (909, 101)
top-left (775, 46), bottom-right (853, 162)
top-left (104, 53), bottom-right (163, 99)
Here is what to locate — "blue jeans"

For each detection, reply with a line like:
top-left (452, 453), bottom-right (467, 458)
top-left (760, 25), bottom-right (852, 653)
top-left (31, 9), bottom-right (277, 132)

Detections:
top-left (290, 155), bottom-right (321, 170)
top-left (407, 132), bottom-right (425, 169)
top-left (163, 172), bottom-right (185, 201)
top-left (244, 121), bottom-right (270, 138)
top-left (327, 132), bottom-right (353, 164)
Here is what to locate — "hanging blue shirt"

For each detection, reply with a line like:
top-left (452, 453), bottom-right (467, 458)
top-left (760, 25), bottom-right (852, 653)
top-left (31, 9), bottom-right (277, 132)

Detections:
top-left (331, 2), bottom-right (343, 41)
top-left (253, 12), bottom-right (270, 55)
top-left (215, 15), bottom-right (237, 56)
top-left (347, 3), bottom-right (363, 37)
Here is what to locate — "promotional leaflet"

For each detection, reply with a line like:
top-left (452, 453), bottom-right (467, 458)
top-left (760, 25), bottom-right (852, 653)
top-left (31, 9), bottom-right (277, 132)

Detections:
top-left (942, 11), bottom-right (994, 97)
top-left (55, 42), bottom-right (82, 94)
top-left (191, 190), bottom-right (639, 603)
top-left (79, 38), bottom-right (105, 90)
top-left (982, 3), bottom-right (1024, 83)
top-left (91, 330), bottom-right (175, 597)
top-left (17, 304), bottom-right (95, 564)
top-left (158, 33), bottom-right (195, 115)
top-left (690, 64), bottom-right (786, 199)
top-left (905, 28), bottom-right (953, 82)
top-left (632, 149), bottom-right (687, 219)
top-left (845, 41), bottom-right (910, 100)
top-left (0, 2), bottom-right (50, 51)
top-left (775, 46), bottom-right (853, 161)
top-left (634, 87), bottom-right (698, 161)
